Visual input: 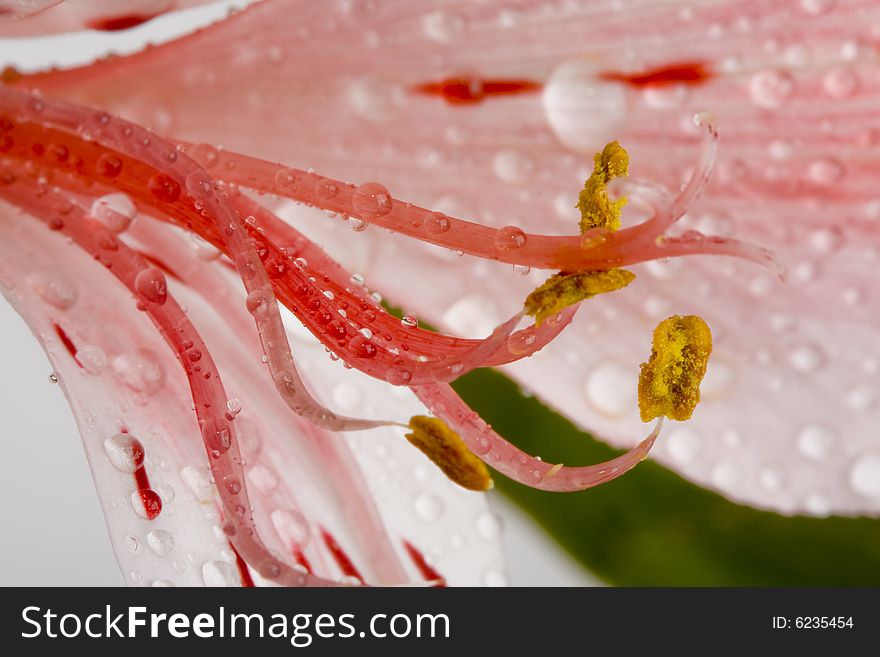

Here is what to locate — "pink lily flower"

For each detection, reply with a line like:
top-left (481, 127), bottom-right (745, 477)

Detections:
top-left (1, 0), bottom-right (868, 586)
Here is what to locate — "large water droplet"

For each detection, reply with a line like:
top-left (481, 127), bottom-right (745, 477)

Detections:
top-left (134, 268), bottom-right (168, 306)
top-left (146, 529), bottom-right (175, 556)
top-left (31, 270), bottom-right (78, 310)
top-left (113, 349), bottom-right (165, 394)
top-left (103, 433), bottom-right (145, 473)
top-left (849, 453), bottom-right (880, 498)
top-left (202, 417), bottom-right (233, 457)
top-left (584, 362), bottom-right (636, 417)
top-left (796, 423), bottom-right (836, 461)
top-left (493, 150), bottom-right (535, 184)
top-left (494, 225), bottom-right (527, 251)
top-left (789, 343), bottom-right (825, 373)
top-left (749, 70), bottom-right (794, 108)
top-left (666, 428), bottom-right (702, 463)
top-left (543, 59), bottom-right (627, 153)
top-left (90, 193), bottom-right (136, 233)
top-left (76, 345), bottom-right (107, 375)
top-left (476, 512), bottom-right (502, 539)
top-left (413, 492), bottom-right (444, 521)
top-left (201, 560), bottom-right (241, 587)
top-left (352, 182), bottom-right (393, 220)
top-left (271, 509), bottom-right (311, 546)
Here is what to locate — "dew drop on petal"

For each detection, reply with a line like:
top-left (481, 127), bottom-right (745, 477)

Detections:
top-left (113, 349), bottom-right (165, 394)
top-left (788, 343), bottom-right (825, 373)
top-left (413, 493), bottom-right (444, 521)
top-left (31, 270), bottom-right (78, 310)
top-left (796, 423), bottom-right (836, 461)
top-left (422, 9), bottom-right (463, 42)
top-left (131, 489), bottom-right (162, 520)
top-left (849, 453), bottom-right (880, 498)
top-left (180, 465), bottom-right (213, 503)
top-left (201, 560), bottom-right (241, 587)
top-left (584, 362), bottom-right (636, 417)
top-left (493, 150), bottom-right (535, 184)
top-left (543, 59), bottom-right (627, 153)
top-left (424, 211), bottom-right (451, 235)
top-left (134, 268), bottom-right (168, 306)
top-left (90, 193), bottom-right (136, 233)
top-left (146, 529), bottom-right (175, 556)
top-left (666, 428), bottom-right (703, 463)
top-left (76, 345), bottom-right (107, 375)
top-left (476, 512), bottom-right (502, 540)
top-left (103, 433), bottom-right (145, 473)
top-left (749, 69), bottom-right (794, 108)
top-left (270, 509), bottom-right (311, 547)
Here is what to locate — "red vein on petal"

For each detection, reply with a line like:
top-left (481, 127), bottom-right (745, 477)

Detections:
top-left (403, 541), bottom-right (446, 587)
top-left (413, 77), bottom-right (541, 105)
top-left (599, 61), bottom-right (712, 87)
top-left (53, 323), bottom-right (82, 367)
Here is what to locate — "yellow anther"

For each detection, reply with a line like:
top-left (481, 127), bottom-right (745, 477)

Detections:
top-left (638, 315), bottom-right (713, 422)
top-left (524, 268), bottom-right (635, 326)
top-left (577, 141), bottom-right (630, 234)
top-left (406, 416), bottom-right (492, 492)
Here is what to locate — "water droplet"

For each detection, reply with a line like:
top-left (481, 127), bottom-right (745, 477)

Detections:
top-left (147, 174), bottom-right (181, 203)
top-left (846, 384), bottom-right (876, 411)
top-left (789, 343), bottom-right (824, 373)
top-left (759, 467), bottom-right (784, 491)
top-left (849, 453), bottom-right (880, 498)
top-left (424, 211), bottom-right (451, 235)
top-left (643, 83), bottom-right (689, 110)
top-left (48, 372), bottom-right (58, 383)
top-left (513, 263), bottom-right (531, 276)
top-left (484, 568), bottom-right (507, 586)
top-left (202, 417), bottom-right (233, 457)
top-left (75, 345), bottom-right (106, 375)
top-left (476, 512), bottom-right (502, 539)
top-left (348, 216), bottom-right (368, 232)
top-left (796, 423), bottom-right (836, 461)
top-left (131, 489), bottom-right (162, 520)
top-left (422, 9), bottom-right (463, 42)
top-left (245, 289), bottom-right (272, 318)
top-left (493, 150), bottom-right (535, 184)
top-left (152, 579), bottom-right (175, 587)
top-left (400, 315), bottom-right (418, 329)
top-left (125, 535), bottom-right (141, 555)
top-left (352, 182), bottom-right (393, 220)
top-left (113, 349), bottom-right (165, 394)
top-left (807, 157), bottom-right (845, 186)
top-left (413, 493), bottom-right (444, 521)
top-left (543, 59), bottom-right (627, 153)
top-left (584, 362), bottom-right (636, 417)
top-left (271, 509), bottom-right (311, 546)
top-left (104, 433), bottom-right (145, 473)
top-left (749, 69), bottom-right (795, 108)
top-left (710, 462), bottom-right (741, 488)
top-left (134, 268), bottom-right (168, 306)
top-left (180, 465), bottom-right (213, 502)
top-left (146, 529), bottom-right (175, 556)
top-left (666, 428), bottom-right (702, 463)
top-left (800, 0), bottom-right (835, 15)
top-left (96, 153), bottom-right (123, 178)
top-left (90, 193), bottom-right (136, 233)
top-left (823, 66), bottom-right (859, 98)
top-left (201, 560), bottom-right (241, 587)
top-left (495, 225), bottom-right (527, 251)
top-left (804, 492), bottom-right (830, 517)
top-left (31, 270), bottom-right (78, 310)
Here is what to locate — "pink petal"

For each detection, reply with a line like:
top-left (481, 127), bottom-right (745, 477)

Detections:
top-left (12, 0), bottom-right (878, 515)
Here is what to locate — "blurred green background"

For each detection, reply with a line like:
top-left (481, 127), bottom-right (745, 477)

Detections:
top-left (453, 369), bottom-right (880, 586)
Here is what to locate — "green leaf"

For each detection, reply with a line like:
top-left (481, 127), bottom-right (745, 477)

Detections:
top-left (452, 368), bottom-right (880, 586)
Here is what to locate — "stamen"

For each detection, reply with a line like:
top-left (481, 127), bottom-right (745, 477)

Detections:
top-left (577, 140), bottom-right (630, 233)
top-left (524, 268), bottom-right (635, 325)
top-left (638, 314), bottom-right (713, 422)
top-left (405, 416), bottom-right (493, 492)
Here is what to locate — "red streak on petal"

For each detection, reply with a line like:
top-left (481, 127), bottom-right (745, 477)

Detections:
top-left (53, 323), bottom-right (82, 368)
top-left (413, 78), bottom-right (542, 105)
top-left (292, 547), bottom-right (313, 574)
top-left (599, 61), bottom-right (712, 87)
top-left (86, 14), bottom-right (160, 32)
top-left (230, 542), bottom-right (256, 587)
top-left (403, 540), bottom-right (446, 587)
top-left (320, 528), bottom-right (364, 583)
